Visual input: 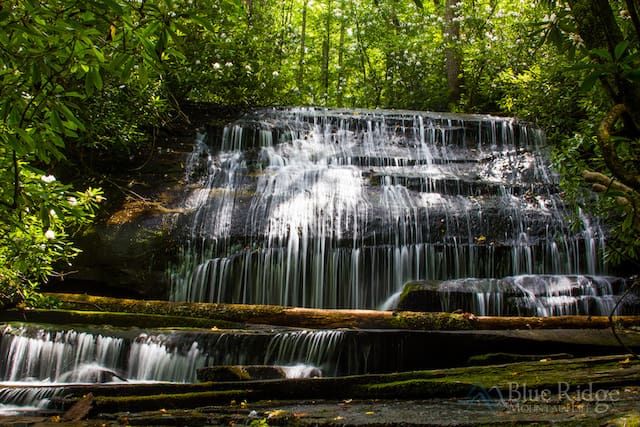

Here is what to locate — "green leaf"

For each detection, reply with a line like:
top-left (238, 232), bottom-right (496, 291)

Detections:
top-left (15, 128), bottom-right (35, 149)
top-left (624, 68), bottom-right (640, 81)
top-left (31, 63), bottom-right (42, 88)
top-left (590, 49), bottom-right (611, 61)
top-left (57, 103), bottom-right (85, 131)
top-left (614, 40), bottom-right (629, 61)
top-left (85, 72), bottom-right (94, 96)
top-left (90, 67), bottom-right (103, 91)
top-left (191, 15), bottom-right (217, 32)
top-left (49, 109), bottom-right (64, 133)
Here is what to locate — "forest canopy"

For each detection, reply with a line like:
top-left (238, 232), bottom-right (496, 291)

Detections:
top-left (0, 0), bottom-right (639, 305)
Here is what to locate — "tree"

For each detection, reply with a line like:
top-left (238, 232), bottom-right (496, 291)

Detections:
top-left (0, 0), bottom-right (204, 307)
top-left (541, 0), bottom-right (640, 262)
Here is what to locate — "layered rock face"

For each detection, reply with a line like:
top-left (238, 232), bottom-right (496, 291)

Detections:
top-left (166, 107), bottom-right (609, 309)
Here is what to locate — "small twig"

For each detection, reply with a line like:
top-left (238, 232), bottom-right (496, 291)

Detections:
top-left (129, 127), bottom-right (157, 172)
top-left (102, 177), bottom-right (151, 202)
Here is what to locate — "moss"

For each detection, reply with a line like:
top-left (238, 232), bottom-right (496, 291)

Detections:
top-left (0, 308), bottom-right (237, 329)
top-left (359, 379), bottom-right (470, 398)
top-left (355, 356), bottom-right (639, 399)
top-left (93, 390), bottom-right (251, 413)
top-left (604, 414), bottom-right (640, 427)
top-left (48, 293), bottom-right (288, 325)
top-left (389, 311), bottom-right (473, 330)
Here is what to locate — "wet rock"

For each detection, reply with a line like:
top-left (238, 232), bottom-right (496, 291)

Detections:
top-left (196, 365), bottom-right (286, 382)
top-left (394, 276), bottom-right (640, 316)
top-left (62, 392), bottom-right (94, 422)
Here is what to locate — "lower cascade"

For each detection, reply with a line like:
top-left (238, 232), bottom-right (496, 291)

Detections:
top-left (0, 325), bottom-right (336, 412)
top-left (167, 107), bottom-right (611, 309)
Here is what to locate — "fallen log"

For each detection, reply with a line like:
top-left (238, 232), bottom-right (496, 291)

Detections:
top-left (33, 293), bottom-right (640, 331)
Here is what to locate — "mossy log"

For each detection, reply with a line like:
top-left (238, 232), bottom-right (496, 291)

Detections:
top-left (36, 293), bottom-right (640, 331)
top-left (0, 307), bottom-right (239, 329)
top-left (40, 355), bottom-right (639, 415)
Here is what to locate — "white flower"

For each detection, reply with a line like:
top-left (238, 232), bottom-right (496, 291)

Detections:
top-left (213, 62), bottom-right (221, 69)
top-left (272, 71), bottom-right (279, 77)
top-left (44, 229), bottom-right (55, 240)
top-left (41, 175), bottom-right (56, 183)
top-left (49, 209), bottom-right (57, 218)
top-left (225, 62), bottom-right (234, 67)
top-left (67, 196), bottom-right (78, 206)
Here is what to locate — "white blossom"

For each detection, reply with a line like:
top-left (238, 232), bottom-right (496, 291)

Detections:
top-left (45, 229), bottom-right (55, 240)
top-left (41, 175), bottom-right (56, 183)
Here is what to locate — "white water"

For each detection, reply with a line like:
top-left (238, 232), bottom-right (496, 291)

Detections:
top-left (168, 107), bottom-right (607, 309)
top-left (380, 274), bottom-right (633, 316)
top-left (0, 325), bottom-right (338, 412)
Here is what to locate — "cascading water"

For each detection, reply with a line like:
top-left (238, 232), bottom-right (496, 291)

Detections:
top-left (168, 107), bottom-right (610, 309)
top-left (0, 325), bottom-right (337, 412)
top-left (0, 325), bottom-right (206, 384)
top-left (3, 107), bottom-right (634, 415)
top-left (392, 275), bottom-right (639, 316)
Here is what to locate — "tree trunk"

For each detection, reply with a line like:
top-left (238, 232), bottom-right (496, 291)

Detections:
top-left (336, 0), bottom-right (346, 107)
top-left (444, 0), bottom-right (462, 106)
top-left (321, 0), bottom-right (332, 103)
top-left (297, 0), bottom-right (308, 90)
top-left (567, 0), bottom-right (640, 132)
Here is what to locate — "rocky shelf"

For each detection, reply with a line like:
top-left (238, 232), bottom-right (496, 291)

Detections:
top-left (1, 355), bottom-right (639, 426)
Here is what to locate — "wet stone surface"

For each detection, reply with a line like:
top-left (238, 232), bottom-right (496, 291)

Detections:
top-left (2, 388), bottom-right (639, 426)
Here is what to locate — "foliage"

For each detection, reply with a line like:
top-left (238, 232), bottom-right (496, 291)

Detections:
top-left (0, 166), bottom-right (102, 307)
top-left (0, 0), bottom-right (184, 307)
top-left (535, 0), bottom-right (640, 265)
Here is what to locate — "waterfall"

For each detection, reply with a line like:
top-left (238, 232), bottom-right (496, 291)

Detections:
top-left (168, 107), bottom-right (607, 308)
top-left (0, 325), bottom-right (340, 409)
top-left (0, 326), bottom-right (348, 385)
top-left (389, 275), bottom-right (638, 316)
top-left (0, 326), bottom-right (210, 384)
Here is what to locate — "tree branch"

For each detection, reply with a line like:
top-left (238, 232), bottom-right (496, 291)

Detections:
top-left (597, 104), bottom-right (640, 194)
top-left (583, 169), bottom-right (640, 229)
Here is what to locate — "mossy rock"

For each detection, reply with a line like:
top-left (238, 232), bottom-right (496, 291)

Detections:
top-left (396, 280), bottom-right (442, 311)
top-left (389, 311), bottom-right (473, 330)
